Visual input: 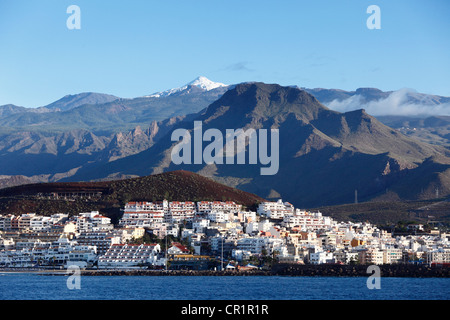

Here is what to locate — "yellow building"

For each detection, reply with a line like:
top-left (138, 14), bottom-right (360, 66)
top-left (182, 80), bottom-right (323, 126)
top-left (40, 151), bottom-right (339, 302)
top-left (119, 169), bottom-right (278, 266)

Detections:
top-left (351, 238), bottom-right (366, 247)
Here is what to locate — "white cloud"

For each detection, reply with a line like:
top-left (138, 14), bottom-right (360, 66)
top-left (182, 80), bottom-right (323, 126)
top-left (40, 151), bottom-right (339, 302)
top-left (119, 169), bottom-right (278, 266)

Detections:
top-left (326, 88), bottom-right (450, 116)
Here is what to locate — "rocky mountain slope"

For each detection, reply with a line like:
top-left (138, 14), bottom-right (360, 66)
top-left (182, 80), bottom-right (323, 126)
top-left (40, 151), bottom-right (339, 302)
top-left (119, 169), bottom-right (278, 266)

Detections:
top-left (61, 82), bottom-right (450, 208)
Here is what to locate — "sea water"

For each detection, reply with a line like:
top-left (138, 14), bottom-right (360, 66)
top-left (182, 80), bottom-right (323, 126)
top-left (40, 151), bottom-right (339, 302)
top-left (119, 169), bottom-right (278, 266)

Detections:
top-left (0, 273), bottom-right (448, 300)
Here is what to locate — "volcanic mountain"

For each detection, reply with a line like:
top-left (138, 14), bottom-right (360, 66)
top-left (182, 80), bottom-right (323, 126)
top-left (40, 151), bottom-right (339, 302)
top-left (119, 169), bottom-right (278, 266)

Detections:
top-left (0, 170), bottom-right (265, 219)
top-left (63, 82), bottom-right (450, 208)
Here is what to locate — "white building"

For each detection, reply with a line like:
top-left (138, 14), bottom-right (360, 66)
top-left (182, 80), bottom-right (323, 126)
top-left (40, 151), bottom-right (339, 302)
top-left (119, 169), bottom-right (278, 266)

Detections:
top-left (310, 251), bottom-right (334, 264)
top-left (426, 248), bottom-right (450, 264)
top-left (257, 199), bottom-right (294, 219)
top-left (119, 227), bottom-right (146, 243)
top-left (383, 248), bottom-right (403, 264)
top-left (0, 215), bottom-right (15, 230)
top-left (64, 245), bottom-right (98, 268)
top-left (30, 216), bottom-right (52, 231)
top-left (192, 219), bottom-right (210, 233)
top-left (167, 242), bottom-right (190, 255)
top-left (282, 211), bottom-right (332, 231)
top-left (98, 243), bottom-right (162, 268)
top-left (197, 201), bottom-right (242, 213)
top-left (236, 236), bottom-right (284, 255)
top-left (0, 238), bottom-right (15, 250)
top-left (232, 249), bottom-right (253, 262)
top-left (1, 235), bottom-right (97, 268)
top-left (92, 214), bottom-right (111, 226)
top-left (245, 220), bottom-right (274, 235)
top-left (207, 211), bottom-right (229, 223)
top-left (119, 202), bottom-right (166, 229)
top-left (75, 230), bottom-right (121, 256)
top-left (239, 211), bottom-right (257, 223)
top-left (359, 248), bottom-right (384, 265)
top-left (333, 250), bottom-right (359, 264)
top-left (180, 228), bottom-right (195, 241)
top-left (165, 201), bottom-right (196, 223)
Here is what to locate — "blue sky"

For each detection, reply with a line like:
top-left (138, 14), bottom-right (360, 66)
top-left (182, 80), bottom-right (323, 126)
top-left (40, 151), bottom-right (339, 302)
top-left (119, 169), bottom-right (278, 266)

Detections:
top-left (0, 0), bottom-right (449, 108)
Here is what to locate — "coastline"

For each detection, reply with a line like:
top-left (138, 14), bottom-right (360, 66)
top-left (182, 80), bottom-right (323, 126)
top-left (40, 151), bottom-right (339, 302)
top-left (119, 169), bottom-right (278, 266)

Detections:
top-left (3, 264), bottom-right (448, 278)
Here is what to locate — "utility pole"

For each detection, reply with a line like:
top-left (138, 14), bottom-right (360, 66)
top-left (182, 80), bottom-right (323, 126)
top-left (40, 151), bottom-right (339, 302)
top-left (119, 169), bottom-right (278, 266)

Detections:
top-left (221, 236), bottom-right (224, 271)
top-left (165, 226), bottom-right (168, 271)
top-left (355, 189), bottom-right (358, 204)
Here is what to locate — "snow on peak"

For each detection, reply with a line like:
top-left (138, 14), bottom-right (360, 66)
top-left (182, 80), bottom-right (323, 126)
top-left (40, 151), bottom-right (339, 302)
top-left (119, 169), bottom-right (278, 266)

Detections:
top-left (145, 76), bottom-right (227, 98)
top-left (187, 76), bottom-right (227, 91)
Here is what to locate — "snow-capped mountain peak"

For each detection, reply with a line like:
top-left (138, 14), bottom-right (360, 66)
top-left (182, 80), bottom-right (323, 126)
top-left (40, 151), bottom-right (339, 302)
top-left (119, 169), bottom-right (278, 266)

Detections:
top-left (145, 76), bottom-right (227, 98)
top-left (187, 76), bottom-right (227, 91)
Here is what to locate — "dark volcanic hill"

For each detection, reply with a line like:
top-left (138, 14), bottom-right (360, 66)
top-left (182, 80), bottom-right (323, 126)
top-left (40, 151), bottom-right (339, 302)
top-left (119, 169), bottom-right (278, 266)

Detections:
top-left (0, 170), bottom-right (265, 220)
top-left (62, 82), bottom-right (450, 208)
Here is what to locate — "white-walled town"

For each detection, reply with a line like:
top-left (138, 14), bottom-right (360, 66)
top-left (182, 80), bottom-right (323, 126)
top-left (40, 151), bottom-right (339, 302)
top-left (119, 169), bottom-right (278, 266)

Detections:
top-left (0, 199), bottom-right (449, 270)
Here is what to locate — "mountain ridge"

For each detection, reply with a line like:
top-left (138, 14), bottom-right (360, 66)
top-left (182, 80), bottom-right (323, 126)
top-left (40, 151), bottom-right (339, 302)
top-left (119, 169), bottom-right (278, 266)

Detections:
top-left (58, 82), bottom-right (450, 208)
top-left (42, 92), bottom-right (120, 111)
top-left (1, 79), bottom-right (450, 209)
top-left (2, 77), bottom-right (450, 135)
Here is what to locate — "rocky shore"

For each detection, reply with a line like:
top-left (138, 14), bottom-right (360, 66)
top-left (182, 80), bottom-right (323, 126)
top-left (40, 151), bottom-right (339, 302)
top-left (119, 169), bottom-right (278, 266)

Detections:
top-left (270, 263), bottom-right (450, 278)
top-left (79, 269), bottom-right (270, 276)
top-left (74, 264), bottom-right (450, 278)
